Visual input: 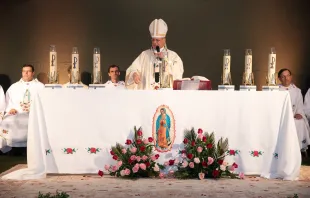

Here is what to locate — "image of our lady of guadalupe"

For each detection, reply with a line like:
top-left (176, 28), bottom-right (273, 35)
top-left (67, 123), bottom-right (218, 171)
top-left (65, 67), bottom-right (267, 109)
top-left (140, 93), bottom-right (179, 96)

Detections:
top-left (156, 108), bottom-right (171, 150)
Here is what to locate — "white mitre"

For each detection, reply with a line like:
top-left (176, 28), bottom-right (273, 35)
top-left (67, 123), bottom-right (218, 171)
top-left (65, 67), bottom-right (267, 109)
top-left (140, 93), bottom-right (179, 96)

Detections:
top-left (149, 19), bottom-right (168, 38)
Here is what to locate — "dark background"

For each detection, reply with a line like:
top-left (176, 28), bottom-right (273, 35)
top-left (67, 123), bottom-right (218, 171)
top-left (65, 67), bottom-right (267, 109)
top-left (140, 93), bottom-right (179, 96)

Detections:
top-left (0, 0), bottom-right (309, 94)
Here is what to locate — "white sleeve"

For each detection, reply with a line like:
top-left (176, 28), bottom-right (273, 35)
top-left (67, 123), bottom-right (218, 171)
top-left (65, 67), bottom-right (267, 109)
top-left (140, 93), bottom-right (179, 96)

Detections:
top-left (125, 52), bottom-right (144, 85)
top-left (167, 52), bottom-right (184, 81)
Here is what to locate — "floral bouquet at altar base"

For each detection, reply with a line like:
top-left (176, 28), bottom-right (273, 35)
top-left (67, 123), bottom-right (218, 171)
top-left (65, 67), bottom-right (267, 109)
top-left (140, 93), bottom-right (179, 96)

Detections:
top-left (165, 128), bottom-right (244, 180)
top-left (98, 126), bottom-right (164, 178)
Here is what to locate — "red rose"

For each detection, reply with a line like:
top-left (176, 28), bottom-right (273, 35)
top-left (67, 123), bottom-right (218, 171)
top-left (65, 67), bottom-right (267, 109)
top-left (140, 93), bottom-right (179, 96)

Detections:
top-left (148, 137), bottom-right (154, 142)
top-left (253, 151), bottom-right (259, 157)
top-left (155, 154), bottom-right (160, 159)
top-left (145, 161), bottom-right (150, 167)
top-left (90, 147), bottom-right (96, 153)
top-left (212, 170), bottom-right (219, 178)
top-left (128, 158), bottom-right (133, 164)
top-left (136, 139), bottom-right (142, 145)
top-left (140, 146), bottom-right (146, 152)
top-left (232, 162), bottom-right (238, 168)
top-left (110, 150), bottom-right (115, 155)
top-left (207, 144), bottom-right (213, 149)
top-left (191, 141), bottom-right (196, 146)
top-left (202, 161), bottom-right (207, 167)
top-left (183, 138), bottom-right (188, 144)
top-left (125, 139), bottom-right (132, 145)
top-left (218, 159), bottom-right (223, 165)
top-left (198, 128), bottom-right (203, 134)
top-left (137, 130), bottom-right (143, 136)
top-left (229, 150), bottom-right (235, 155)
top-left (169, 159), bottom-right (175, 166)
top-left (202, 136), bottom-right (207, 142)
top-left (67, 148), bottom-right (73, 154)
top-left (98, 170), bottom-right (104, 177)
top-left (112, 155), bottom-right (118, 160)
top-left (187, 153), bottom-right (193, 159)
top-left (181, 150), bottom-right (186, 154)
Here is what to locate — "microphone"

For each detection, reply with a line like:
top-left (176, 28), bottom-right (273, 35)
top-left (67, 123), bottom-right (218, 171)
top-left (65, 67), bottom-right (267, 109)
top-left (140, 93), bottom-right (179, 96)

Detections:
top-left (155, 46), bottom-right (162, 61)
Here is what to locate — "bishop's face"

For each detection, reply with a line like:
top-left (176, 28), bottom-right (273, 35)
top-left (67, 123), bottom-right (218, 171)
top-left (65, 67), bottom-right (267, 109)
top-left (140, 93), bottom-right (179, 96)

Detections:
top-left (279, 70), bottom-right (292, 87)
top-left (22, 66), bottom-right (34, 82)
top-left (152, 37), bottom-right (166, 49)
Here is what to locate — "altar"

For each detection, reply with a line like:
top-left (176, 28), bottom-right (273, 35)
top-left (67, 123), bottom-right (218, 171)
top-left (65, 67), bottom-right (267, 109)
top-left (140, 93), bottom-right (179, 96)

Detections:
top-left (1, 89), bottom-right (301, 180)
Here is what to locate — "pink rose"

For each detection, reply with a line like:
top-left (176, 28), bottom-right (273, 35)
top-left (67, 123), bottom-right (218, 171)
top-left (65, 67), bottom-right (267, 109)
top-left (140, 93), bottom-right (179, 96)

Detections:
top-left (198, 172), bottom-right (205, 180)
top-left (229, 165), bottom-right (235, 171)
top-left (181, 153), bottom-right (187, 158)
top-left (117, 161), bottom-right (123, 167)
top-left (169, 170), bottom-right (174, 175)
top-left (143, 139), bottom-right (149, 144)
top-left (159, 173), bottom-right (165, 179)
top-left (124, 168), bottom-right (131, 175)
top-left (104, 164), bottom-right (110, 170)
top-left (174, 158), bottom-right (179, 165)
top-left (112, 165), bottom-right (118, 172)
top-left (198, 134), bottom-right (203, 140)
top-left (130, 147), bottom-right (137, 154)
top-left (120, 170), bottom-right (125, 176)
top-left (132, 166), bottom-right (139, 173)
top-left (142, 155), bottom-right (148, 161)
top-left (239, 172), bottom-right (245, 179)
top-left (136, 156), bottom-right (141, 162)
top-left (182, 160), bottom-right (188, 168)
top-left (151, 155), bottom-right (157, 161)
top-left (121, 149), bottom-right (127, 154)
top-left (197, 146), bottom-right (203, 153)
top-left (139, 163), bottom-right (146, 170)
top-left (194, 157), bottom-right (200, 164)
top-left (220, 165), bottom-right (226, 171)
top-left (164, 161), bottom-right (169, 166)
top-left (130, 155), bottom-right (136, 161)
top-left (207, 157), bottom-right (214, 165)
top-left (189, 162), bottom-right (195, 168)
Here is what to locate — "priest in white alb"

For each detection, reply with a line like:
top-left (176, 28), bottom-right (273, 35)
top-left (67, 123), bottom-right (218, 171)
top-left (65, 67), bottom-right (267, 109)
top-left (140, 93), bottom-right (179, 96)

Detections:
top-left (278, 68), bottom-right (310, 151)
top-left (304, 88), bottom-right (310, 124)
top-left (0, 64), bottom-right (44, 153)
top-left (125, 19), bottom-right (184, 90)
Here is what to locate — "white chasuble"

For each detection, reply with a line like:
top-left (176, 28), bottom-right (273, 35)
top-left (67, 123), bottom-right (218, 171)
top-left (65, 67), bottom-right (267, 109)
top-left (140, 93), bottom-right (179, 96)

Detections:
top-left (125, 49), bottom-right (184, 90)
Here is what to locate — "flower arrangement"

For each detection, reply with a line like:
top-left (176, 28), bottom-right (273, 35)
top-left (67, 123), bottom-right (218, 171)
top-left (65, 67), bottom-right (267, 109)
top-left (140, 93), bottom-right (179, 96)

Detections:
top-left (99, 126), bottom-right (164, 178)
top-left (167, 128), bottom-right (242, 179)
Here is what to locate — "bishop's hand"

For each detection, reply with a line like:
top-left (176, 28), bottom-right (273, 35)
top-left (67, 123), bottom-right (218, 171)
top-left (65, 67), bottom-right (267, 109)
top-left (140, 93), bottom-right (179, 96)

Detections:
top-left (133, 72), bottom-right (141, 84)
top-left (294, 114), bottom-right (303, 120)
top-left (9, 109), bottom-right (17, 115)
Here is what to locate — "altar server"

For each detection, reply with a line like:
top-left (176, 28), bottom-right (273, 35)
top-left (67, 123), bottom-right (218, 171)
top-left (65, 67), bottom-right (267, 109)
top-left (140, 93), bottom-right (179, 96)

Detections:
top-left (104, 65), bottom-right (125, 89)
top-left (278, 68), bottom-right (310, 150)
top-left (125, 19), bottom-right (184, 90)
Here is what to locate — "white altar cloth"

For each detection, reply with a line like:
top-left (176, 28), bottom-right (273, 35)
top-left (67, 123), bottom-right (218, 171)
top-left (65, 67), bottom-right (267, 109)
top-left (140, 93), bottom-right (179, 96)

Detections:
top-left (1, 90), bottom-right (301, 180)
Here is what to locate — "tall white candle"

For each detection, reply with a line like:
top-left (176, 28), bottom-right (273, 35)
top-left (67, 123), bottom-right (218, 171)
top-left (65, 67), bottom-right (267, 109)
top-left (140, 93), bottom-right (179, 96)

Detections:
top-left (72, 47), bottom-right (79, 74)
top-left (268, 47), bottom-right (276, 75)
top-left (93, 47), bottom-right (101, 73)
top-left (223, 49), bottom-right (231, 83)
top-left (245, 49), bottom-right (252, 75)
top-left (49, 45), bottom-right (57, 76)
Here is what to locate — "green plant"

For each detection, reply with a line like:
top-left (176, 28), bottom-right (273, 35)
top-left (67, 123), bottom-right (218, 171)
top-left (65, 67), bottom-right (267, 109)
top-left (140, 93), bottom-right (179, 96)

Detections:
top-left (37, 191), bottom-right (69, 198)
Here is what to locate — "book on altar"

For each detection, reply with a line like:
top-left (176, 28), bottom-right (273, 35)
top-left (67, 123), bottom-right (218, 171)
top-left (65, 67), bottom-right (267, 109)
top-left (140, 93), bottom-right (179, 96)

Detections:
top-left (173, 76), bottom-right (212, 90)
